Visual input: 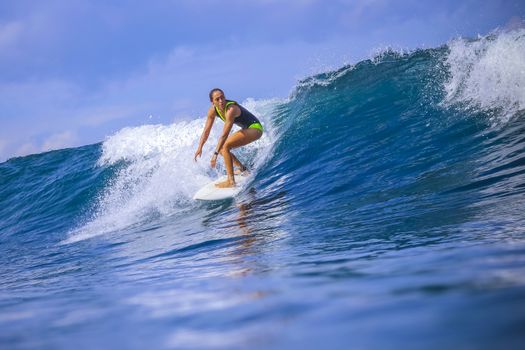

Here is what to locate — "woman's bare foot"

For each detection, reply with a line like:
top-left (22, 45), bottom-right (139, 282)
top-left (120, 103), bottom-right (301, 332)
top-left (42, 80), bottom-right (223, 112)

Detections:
top-left (215, 179), bottom-right (236, 188)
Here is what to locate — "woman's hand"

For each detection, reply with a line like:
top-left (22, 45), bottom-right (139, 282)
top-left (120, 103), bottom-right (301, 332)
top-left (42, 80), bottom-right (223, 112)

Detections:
top-left (194, 148), bottom-right (202, 161)
top-left (210, 154), bottom-right (218, 168)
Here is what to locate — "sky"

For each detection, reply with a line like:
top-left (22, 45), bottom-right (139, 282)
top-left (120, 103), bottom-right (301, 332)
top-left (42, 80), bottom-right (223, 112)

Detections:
top-left (0, 0), bottom-right (524, 161)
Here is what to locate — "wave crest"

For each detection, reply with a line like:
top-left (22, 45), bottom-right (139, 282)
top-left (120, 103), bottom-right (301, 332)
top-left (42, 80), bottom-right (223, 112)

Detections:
top-left (444, 28), bottom-right (525, 123)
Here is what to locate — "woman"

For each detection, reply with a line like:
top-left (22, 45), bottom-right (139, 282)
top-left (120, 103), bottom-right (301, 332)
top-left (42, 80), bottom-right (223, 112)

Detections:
top-left (194, 88), bottom-right (263, 188)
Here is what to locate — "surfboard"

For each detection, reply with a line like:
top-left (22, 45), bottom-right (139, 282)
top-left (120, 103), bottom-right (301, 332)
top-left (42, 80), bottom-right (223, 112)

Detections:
top-left (193, 174), bottom-right (250, 201)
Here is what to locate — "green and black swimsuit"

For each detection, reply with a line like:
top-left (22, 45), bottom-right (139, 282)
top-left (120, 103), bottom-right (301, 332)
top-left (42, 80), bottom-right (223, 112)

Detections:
top-left (215, 100), bottom-right (263, 132)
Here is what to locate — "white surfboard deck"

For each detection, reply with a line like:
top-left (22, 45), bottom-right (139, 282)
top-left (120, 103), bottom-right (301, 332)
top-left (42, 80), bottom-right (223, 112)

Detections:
top-left (193, 174), bottom-right (250, 201)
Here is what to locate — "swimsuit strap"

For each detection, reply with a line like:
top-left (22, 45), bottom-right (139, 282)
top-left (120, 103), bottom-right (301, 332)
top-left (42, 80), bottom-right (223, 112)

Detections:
top-left (215, 100), bottom-right (237, 121)
top-left (215, 100), bottom-right (261, 130)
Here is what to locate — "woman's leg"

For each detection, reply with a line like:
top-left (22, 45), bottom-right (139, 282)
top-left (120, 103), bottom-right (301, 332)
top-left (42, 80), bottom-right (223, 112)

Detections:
top-left (229, 153), bottom-right (246, 172)
top-left (216, 128), bottom-right (262, 188)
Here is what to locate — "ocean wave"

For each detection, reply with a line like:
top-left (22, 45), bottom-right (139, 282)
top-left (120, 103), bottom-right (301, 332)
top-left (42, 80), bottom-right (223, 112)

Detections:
top-left (64, 98), bottom-right (280, 243)
top-left (443, 28), bottom-right (525, 123)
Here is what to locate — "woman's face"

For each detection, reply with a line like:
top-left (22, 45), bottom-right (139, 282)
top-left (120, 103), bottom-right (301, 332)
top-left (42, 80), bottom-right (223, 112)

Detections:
top-left (211, 91), bottom-right (226, 110)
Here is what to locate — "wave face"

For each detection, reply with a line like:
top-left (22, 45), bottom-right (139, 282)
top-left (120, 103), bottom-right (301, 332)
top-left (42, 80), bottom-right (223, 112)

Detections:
top-left (1, 29), bottom-right (525, 349)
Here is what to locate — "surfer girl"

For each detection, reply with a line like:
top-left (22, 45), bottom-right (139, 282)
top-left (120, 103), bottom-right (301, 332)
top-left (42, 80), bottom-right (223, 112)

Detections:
top-left (194, 88), bottom-right (263, 188)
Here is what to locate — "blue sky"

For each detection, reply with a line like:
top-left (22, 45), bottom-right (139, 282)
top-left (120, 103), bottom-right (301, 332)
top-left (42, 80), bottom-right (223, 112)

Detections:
top-left (0, 0), bottom-right (523, 161)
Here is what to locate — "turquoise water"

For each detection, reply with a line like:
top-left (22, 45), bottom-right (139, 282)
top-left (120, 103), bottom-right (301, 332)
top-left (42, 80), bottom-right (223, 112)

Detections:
top-left (1, 30), bottom-right (525, 349)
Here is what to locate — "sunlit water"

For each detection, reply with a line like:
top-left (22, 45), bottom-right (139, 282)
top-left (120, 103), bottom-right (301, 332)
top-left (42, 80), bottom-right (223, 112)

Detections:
top-left (1, 29), bottom-right (525, 349)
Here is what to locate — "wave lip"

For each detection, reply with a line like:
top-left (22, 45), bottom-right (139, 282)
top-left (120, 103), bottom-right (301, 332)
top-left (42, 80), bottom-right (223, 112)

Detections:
top-left (443, 28), bottom-right (525, 123)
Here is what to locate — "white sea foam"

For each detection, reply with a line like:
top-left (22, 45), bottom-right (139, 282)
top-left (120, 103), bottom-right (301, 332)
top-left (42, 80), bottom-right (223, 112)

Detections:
top-left (293, 65), bottom-right (355, 94)
top-left (369, 46), bottom-right (411, 64)
top-left (443, 28), bottom-right (525, 123)
top-left (64, 98), bottom-right (281, 243)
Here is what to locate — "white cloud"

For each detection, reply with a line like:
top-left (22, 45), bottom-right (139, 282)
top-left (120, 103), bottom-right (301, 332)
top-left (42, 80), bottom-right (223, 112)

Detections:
top-left (342, 0), bottom-right (389, 19)
top-left (7, 130), bottom-right (79, 160)
top-left (79, 106), bottom-right (142, 127)
top-left (0, 21), bottom-right (23, 50)
top-left (14, 142), bottom-right (39, 158)
top-left (41, 130), bottom-right (77, 152)
top-left (0, 139), bottom-right (6, 155)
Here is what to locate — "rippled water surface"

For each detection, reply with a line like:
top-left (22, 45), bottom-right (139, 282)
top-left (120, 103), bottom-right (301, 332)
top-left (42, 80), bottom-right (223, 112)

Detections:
top-left (1, 29), bottom-right (525, 349)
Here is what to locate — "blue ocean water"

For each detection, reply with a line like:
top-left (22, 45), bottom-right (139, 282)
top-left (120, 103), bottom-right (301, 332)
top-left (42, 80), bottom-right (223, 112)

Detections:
top-left (1, 30), bottom-right (525, 349)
